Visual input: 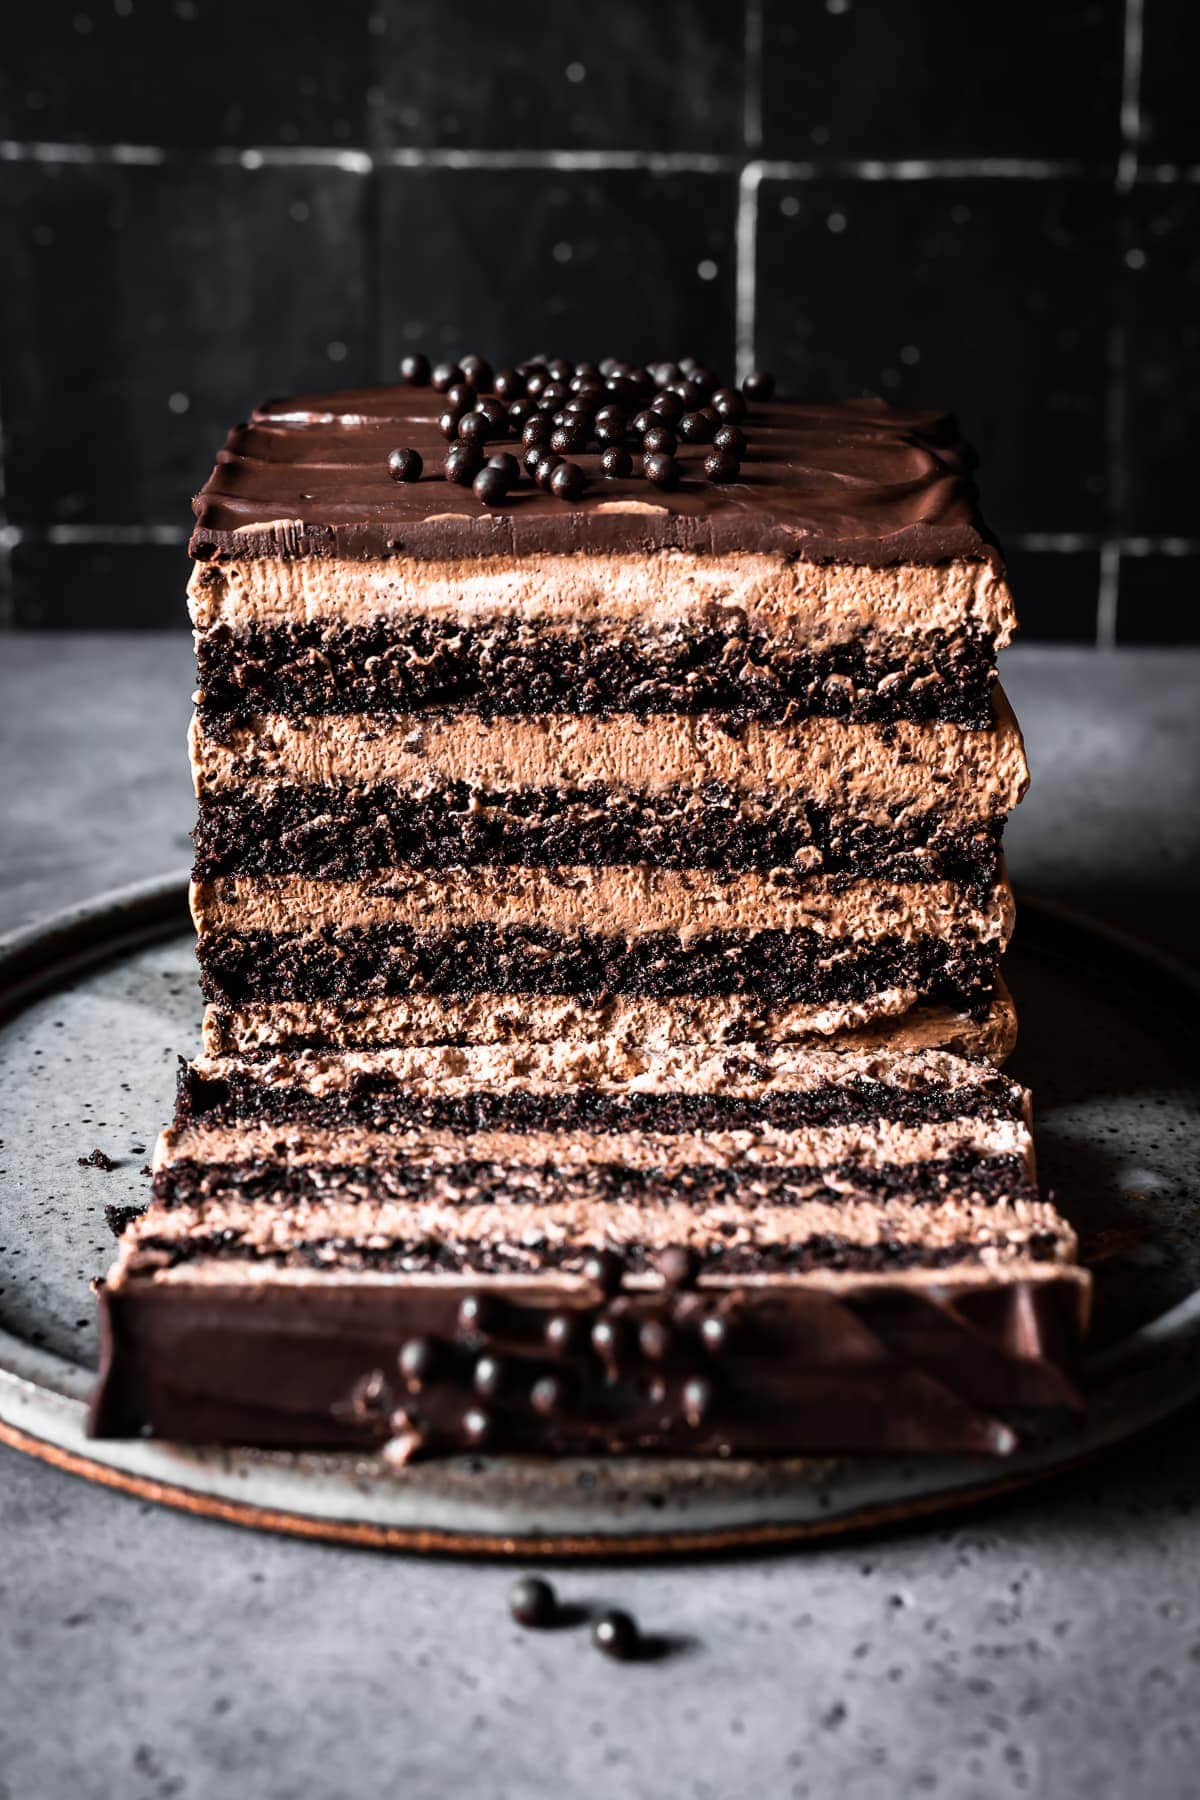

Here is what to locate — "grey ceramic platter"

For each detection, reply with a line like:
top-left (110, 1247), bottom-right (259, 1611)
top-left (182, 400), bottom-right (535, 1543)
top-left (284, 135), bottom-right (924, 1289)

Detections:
top-left (1, 873), bottom-right (1199, 1557)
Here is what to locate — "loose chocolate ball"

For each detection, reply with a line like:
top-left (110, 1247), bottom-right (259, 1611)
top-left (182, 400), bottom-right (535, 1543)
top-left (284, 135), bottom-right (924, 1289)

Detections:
top-left (457, 1291), bottom-right (497, 1334)
top-left (524, 444), bottom-right (552, 477)
top-left (544, 1311), bottom-right (582, 1353)
top-left (704, 450), bottom-right (741, 483)
top-left (742, 368), bottom-right (776, 401)
top-left (487, 450), bottom-right (521, 484)
top-left (399, 352), bottom-right (431, 386)
top-left (574, 359), bottom-right (602, 382)
top-left (651, 389), bottom-right (684, 421)
top-left (477, 396), bottom-right (508, 433)
top-left (642, 424), bottom-right (677, 456)
top-left (522, 414), bottom-right (552, 447)
top-left (678, 354), bottom-right (703, 376)
top-left (593, 406), bottom-right (627, 445)
top-left (605, 375), bottom-right (639, 408)
top-left (713, 423), bottom-right (747, 457)
top-left (462, 1406), bottom-right (493, 1447)
top-left (494, 367), bottom-right (524, 401)
top-left (506, 397), bottom-right (533, 431)
top-left (444, 443), bottom-right (483, 485)
top-left (546, 356), bottom-right (573, 383)
top-left (432, 361), bottom-right (464, 393)
top-left (678, 409), bottom-right (716, 445)
top-left (549, 459), bottom-right (585, 501)
top-left (592, 1610), bottom-right (640, 1661)
top-left (638, 1318), bottom-right (674, 1361)
top-left (689, 367), bottom-right (718, 399)
top-left (473, 1351), bottom-right (508, 1395)
top-left (643, 451), bottom-right (680, 489)
top-left (682, 1374), bottom-right (714, 1425)
top-left (540, 380), bottom-right (568, 409)
top-left (387, 446), bottom-right (422, 482)
top-left (711, 386), bottom-right (746, 422)
top-left (534, 453), bottom-right (564, 490)
top-left (398, 1335), bottom-right (438, 1387)
top-left (601, 444), bottom-right (633, 479)
top-left (550, 425), bottom-right (586, 455)
top-left (439, 406), bottom-right (464, 440)
top-left (630, 409), bottom-right (657, 437)
top-left (472, 465), bottom-right (510, 506)
top-left (583, 1249), bottom-right (624, 1295)
top-left (658, 1245), bottom-right (699, 1290)
top-left (509, 1575), bottom-right (558, 1629)
top-left (670, 378), bottom-right (703, 408)
top-left (444, 381), bottom-right (476, 414)
top-left (459, 353), bottom-right (493, 390)
top-left (458, 410), bottom-right (491, 447)
top-left (530, 1373), bottom-right (569, 1417)
top-left (591, 1316), bottom-right (627, 1360)
top-left (525, 368), bottom-right (549, 398)
top-left (650, 360), bottom-right (682, 388)
top-left (699, 1314), bottom-right (730, 1354)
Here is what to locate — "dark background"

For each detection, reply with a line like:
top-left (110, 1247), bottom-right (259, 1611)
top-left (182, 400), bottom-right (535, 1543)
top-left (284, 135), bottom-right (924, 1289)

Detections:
top-left (0, 0), bottom-right (1194, 640)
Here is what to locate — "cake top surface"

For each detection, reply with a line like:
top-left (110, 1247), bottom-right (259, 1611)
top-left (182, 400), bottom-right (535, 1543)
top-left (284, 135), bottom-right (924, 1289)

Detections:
top-left (191, 375), bottom-right (1002, 570)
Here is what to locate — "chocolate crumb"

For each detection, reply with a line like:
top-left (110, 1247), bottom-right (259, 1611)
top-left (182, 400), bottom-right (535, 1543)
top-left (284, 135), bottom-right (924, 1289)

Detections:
top-left (78, 1148), bottom-right (118, 1171)
top-left (104, 1203), bottom-right (145, 1237)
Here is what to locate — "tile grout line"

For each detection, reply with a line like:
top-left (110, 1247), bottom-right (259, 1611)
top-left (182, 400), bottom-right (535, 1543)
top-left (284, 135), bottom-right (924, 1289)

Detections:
top-left (1100, 0), bottom-right (1145, 646)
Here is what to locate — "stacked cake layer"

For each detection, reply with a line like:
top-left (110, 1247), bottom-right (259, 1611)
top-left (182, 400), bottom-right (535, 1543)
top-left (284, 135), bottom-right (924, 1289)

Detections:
top-left (92, 369), bottom-right (1086, 1455)
top-left (91, 1044), bottom-right (1086, 1455)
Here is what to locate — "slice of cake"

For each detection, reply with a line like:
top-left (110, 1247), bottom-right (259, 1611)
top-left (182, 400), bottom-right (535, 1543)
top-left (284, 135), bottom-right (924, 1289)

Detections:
top-left (91, 1044), bottom-right (1087, 1456)
top-left (186, 379), bottom-right (1027, 1057)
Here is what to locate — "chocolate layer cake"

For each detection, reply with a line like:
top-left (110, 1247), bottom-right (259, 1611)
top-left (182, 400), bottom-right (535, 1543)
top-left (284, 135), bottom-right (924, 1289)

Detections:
top-left (187, 380), bottom-right (1027, 1054)
top-left (91, 1044), bottom-right (1087, 1455)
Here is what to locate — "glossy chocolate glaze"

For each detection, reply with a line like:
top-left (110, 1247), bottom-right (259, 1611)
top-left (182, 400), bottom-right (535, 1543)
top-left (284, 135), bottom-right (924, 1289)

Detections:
top-left (191, 390), bottom-right (1004, 568)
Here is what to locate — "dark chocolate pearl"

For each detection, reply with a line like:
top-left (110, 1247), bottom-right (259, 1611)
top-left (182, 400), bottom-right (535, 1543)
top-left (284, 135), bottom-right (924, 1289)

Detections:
top-left (593, 406), bottom-right (627, 444)
top-left (462, 1406), bottom-right (493, 1448)
top-left (524, 444), bottom-right (552, 477)
top-left (742, 369), bottom-right (776, 401)
top-left (699, 1314), bottom-right (730, 1354)
top-left (678, 409), bottom-right (716, 445)
top-left (508, 1575), bottom-right (558, 1629)
top-left (642, 424), bottom-right (677, 456)
top-left (444, 443), bottom-right (483, 485)
top-left (704, 450), bottom-right (740, 483)
top-left (601, 444), bottom-right (633, 479)
top-left (477, 396), bottom-right (508, 433)
top-left (583, 1249), bottom-right (623, 1296)
top-left (540, 380), bottom-right (568, 408)
top-left (605, 375), bottom-right (639, 408)
top-left (457, 1292), bottom-right (497, 1336)
top-left (530, 1373), bottom-right (569, 1417)
top-left (487, 450), bottom-right (521, 485)
top-left (472, 465), bottom-right (510, 506)
top-left (658, 1245), bottom-right (699, 1290)
top-left (399, 352), bottom-right (431, 386)
top-left (643, 452), bottom-right (680, 489)
top-left (397, 1335), bottom-right (438, 1388)
top-left (534, 454), bottom-right (564, 490)
top-left (444, 381), bottom-right (476, 413)
top-left (473, 1352), bottom-right (508, 1397)
top-left (522, 414), bottom-right (552, 447)
top-left (651, 389), bottom-right (684, 421)
top-left (525, 368), bottom-right (549, 398)
top-left (574, 360), bottom-right (602, 383)
top-left (682, 1375), bottom-right (714, 1426)
top-left (689, 367), bottom-right (718, 399)
top-left (432, 361), bottom-right (464, 393)
top-left (651, 360), bottom-right (682, 388)
top-left (678, 354), bottom-right (703, 376)
top-left (543, 1312), bottom-right (580, 1355)
top-left (638, 1318), bottom-right (674, 1362)
top-left (493, 367), bottom-right (524, 401)
top-left (546, 357), bottom-right (573, 383)
top-left (550, 425), bottom-right (586, 455)
top-left (630, 409), bottom-right (657, 437)
top-left (591, 1316), bottom-right (628, 1361)
top-left (457, 410), bottom-right (490, 447)
top-left (438, 407), bottom-right (464, 440)
top-left (713, 423), bottom-right (747, 457)
top-left (387, 447), bottom-right (422, 482)
top-left (548, 459), bottom-right (585, 501)
top-left (506, 397), bottom-right (533, 431)
top-left (459, 354), bottom-right (493, 390)
top-left (670, 379), bottom-right (703, 408)
top-left (592, 1610), bottom-right (640, 1661)
top-left (711, 386), bottom-right (746, 422)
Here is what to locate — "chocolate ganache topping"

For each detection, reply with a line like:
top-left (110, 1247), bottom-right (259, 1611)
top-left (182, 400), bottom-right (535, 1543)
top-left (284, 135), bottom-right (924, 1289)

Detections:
top-left (191, 357), bottom-right (1003, 568)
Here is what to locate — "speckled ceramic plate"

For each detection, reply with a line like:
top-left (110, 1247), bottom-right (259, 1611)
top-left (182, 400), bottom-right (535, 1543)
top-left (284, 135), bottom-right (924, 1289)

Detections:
top-left (1, 875), bottom-right (1199, 1556)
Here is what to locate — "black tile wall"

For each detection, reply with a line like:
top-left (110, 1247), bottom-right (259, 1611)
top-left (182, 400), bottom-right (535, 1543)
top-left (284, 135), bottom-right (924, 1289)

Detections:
top-left (760, 0), bottom-right (1124, 162)
top-left (378, 169), bottom-right (736, 374)
top-left (0, 2), bottom-right (1196, 637)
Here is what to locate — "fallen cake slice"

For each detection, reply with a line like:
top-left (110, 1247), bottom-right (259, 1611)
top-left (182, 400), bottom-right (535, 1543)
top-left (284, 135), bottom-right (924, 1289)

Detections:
top-left (91, 1045), bottom-right (1088, 1456)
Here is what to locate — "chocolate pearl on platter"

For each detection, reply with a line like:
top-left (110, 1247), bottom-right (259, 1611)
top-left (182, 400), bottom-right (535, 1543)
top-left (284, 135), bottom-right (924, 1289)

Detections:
top-left (509, 1575), bottom-right (558, 1629)
top-left (713, 422), bottom-right (747, 456)
top-left (457, 410), bottom-right (490, 447)
top-left (539, 380), bottom-right (568, 408)
top-left (399, 352), bottom-right (431, 385)
top-left (472, 465), bottom-right (510, 506)
top-left (544, 1310), bottom-right (582, 1354)
top-left (651, 389), bottom-right (684, 421)
top-left (432, 361), bottom-right (464, 393)
top-left (704, 450), bottom-right (741, 483)
top-left (630, 408), bottom-right (656, 437)
top-left (444, 443), bottom-right (483, 485)
top-left (530, 1373), bottom-right (569, 1417)
top-left (522, 414), bottom-right (552, 446)
top-left (641, 424), bottom-right (677, 457)
top-left (549, 458), bottom-right (585, 501)
top-left (593, 406), bottom-right (627, 444)
top-left (643, 452), bottom-right (681, 489)
top-left (534, 454), bottom-right (564, 490)
top-left (678, 409), bottom-right (716, 444)
top-left (601, 444), bottom-right (633, 479)
top-left (546, 356), bottom-right (573, 383)
top-left (638, 1318), bottom-right (674, 1361)
top-left (678, 354), bottom-right (702, 375)
top-left (699, 1314), bottom-right (730, 1354)
top-left (524, 444), bottom-right (552, 477)
top-left (473, 1352), bottom-right (508, 1396)
top-left (493, 367), bottom-right (524, 401)
top-left (592, 1610), bottom-right (640, 1661)
top-left (670, 378), bottom-right (703, 408)
top-left (525, 368), bottom-right (548, 398)
top-left (488, 450), bottom-right (521, 484)
top-left (682, 1374), bottom-right (715, 1426)
top-left (438, 407), bottom-right (464, 440)
top-left (457, 1291), bottom-right (497, 1335)
top-left (689, 366), bottom-right (718, 398)
top-left (550, 425), bottom-right (585, 455)
top-left (574, 359), bottom-right (602, 382)
top-left (459, 353), bottom-right (493, 390)
top-left (397, 1335), bottom-right (438, 1387)
top-left (711, 386), bottom-right (746, 422)
top-left (583, 1249), bottom-right (624, 1295)
top-left (444, 381), bottom-right (476, 413)
top-left (591, 1316), bottom-right (628, 1360)
top-left (387, 447), bottom-right (422, 482)
top-left (658, 1245), bottom-right (699, 1290)
top-left (742, 368), bottom-right (776, 400)
top-left (477, 396), bottom-right (508, 432)
top-left (506, 397), bottom-right (533, 430)
top-left (605, 375), bottom-right (638, 408)
top-left (462, 1406), bottom-right (494, 1448)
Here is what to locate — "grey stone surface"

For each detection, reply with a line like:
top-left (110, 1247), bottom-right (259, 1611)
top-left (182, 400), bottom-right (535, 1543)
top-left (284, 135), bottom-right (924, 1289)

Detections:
top-left (1, 635), bottom-right (1199, 1800)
